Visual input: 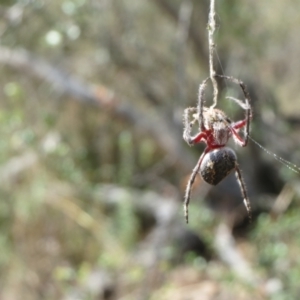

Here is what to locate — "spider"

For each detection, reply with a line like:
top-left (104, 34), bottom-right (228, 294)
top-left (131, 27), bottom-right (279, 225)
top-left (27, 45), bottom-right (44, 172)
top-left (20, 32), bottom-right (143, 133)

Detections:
top-left (183, 75), bottom-right (253, 223)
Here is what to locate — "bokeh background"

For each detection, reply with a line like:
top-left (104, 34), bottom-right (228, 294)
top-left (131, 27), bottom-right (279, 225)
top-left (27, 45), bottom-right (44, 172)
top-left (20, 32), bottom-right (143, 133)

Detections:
top-left (1, 0), bottom-right (300, 299)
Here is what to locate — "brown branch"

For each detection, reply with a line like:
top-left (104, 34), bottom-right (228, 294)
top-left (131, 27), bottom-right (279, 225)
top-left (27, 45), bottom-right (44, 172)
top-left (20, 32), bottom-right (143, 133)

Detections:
top-left (214, 223), bottom-right (260, 285)
top-left (0, 151), bottom-right (38, 186)
top-left (0, 46), bottom-right (195, 172)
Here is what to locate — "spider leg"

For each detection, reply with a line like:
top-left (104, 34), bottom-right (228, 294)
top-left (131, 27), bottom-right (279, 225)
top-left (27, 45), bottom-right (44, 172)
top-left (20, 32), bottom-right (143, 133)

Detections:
top-left (197, 78), bottom-right (209, 131)
top-left (232, 119), bottom-right (248, 130)
top-left (183, 107), bottom-right (197, 145)
top-left (184, 147), bottom-right (209, 223)
top-left (226, 96), bottom-right (250, 111)
top-left (190, 131), bottom-right (208, 145)
top-left (234, 164), bottom-right (252, 222)
top-left (215, 74), bottom-right (252, 146)
top-left (227, 96), bottom-right (251, 141)
top-left (230, 127), bottom-right (247, 147)
top-left (230, 112), bottom-right (251, 147)
top-left (183, 78), bottom-right (209, 145)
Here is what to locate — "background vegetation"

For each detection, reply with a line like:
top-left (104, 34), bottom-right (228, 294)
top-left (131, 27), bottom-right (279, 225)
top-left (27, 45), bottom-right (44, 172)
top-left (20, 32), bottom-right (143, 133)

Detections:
top-left (1, 0), bottom-right (300, 299)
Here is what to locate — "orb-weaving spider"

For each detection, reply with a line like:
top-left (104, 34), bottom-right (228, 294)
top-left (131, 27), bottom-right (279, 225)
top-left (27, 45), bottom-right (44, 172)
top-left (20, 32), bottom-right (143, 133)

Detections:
top-left (183, 75), bottom-right (252, 223)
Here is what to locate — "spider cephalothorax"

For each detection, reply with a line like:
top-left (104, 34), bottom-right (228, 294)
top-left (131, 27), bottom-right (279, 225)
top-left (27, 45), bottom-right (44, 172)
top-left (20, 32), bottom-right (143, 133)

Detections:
top-left (183, 75), bottom-right (252, 223)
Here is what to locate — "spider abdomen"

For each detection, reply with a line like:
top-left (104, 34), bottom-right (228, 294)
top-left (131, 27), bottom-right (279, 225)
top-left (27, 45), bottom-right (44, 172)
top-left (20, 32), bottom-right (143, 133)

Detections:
top-left (200, 147), bottom-right (237, 185)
